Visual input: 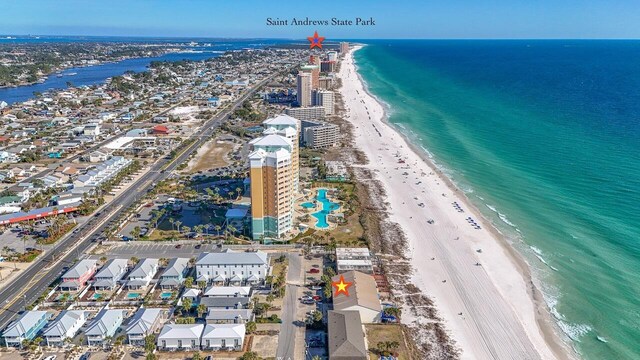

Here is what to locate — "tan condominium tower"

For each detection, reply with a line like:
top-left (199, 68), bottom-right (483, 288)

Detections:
top-left (248, 114), bottom-right (301, 241)
top-left (296, 72), bottom-right (312, 107)
top-left (300, 64), bottom-right (319, 89)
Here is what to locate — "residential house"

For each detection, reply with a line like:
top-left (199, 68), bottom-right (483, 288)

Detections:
top-left (93, 259), bottom-right (129, 290)
top-left (195, 250), bottom-right (269, 286)
top-left (327, 310), bottom-right (368, 360)
top-left (203, 286), bottom-right (251, 298)
top-left (157, 324), bottom-right (204, 351)
top-left (200, 296), bottom-right (250, 310)
top-left (126, 308), bottom-right (165, 346)
top-left (331, 271), bottom-right (382, 323)
top-left (127, 258), bottom-right (159, 289)
top-left (2, 311), bottom-right (51, 347)
top-left (159, 258), bottom-right (189, 289)
top-left (206, 309), bottom-right (253, 325)
top-left (85, 309), bottom-right (124, 346)
top-left (181, 289), bottom-right (201, 302)
top-left (60, 259), bottom-right (98, 291)
top-left (42, 310), bottom-right (87, 347)
top-left (201, 324), bottom-right (245, 351)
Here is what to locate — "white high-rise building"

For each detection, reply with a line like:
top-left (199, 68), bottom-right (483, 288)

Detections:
top-left (296, 72), bottom-right (312, 107)
top-left (327, 51), bottom-right (338, 62)
top-left (313, 90), bottom-right (335, 115)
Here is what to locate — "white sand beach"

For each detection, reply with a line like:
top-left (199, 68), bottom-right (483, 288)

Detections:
top-left (339, 46), bottom-right (572, 360)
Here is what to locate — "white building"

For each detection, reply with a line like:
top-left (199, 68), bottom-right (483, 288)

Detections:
top-left (157, 324), bottom-right (204, 351)
top-left (127, 258), bottom-right (159, 289)
top-left (43, 310), bottom-right (87, 347)
top-left (126, 308), bottom-right (165, 346)
top-left (93, 258), bottom-right (129, 290)
top-left (203, 286), bottom-right (251, 298)
top-left (313, 90), bottom-right (335, 115)
top-left (201, 324), bottom-right (245, 351)
top-left (85, 309), bottom-right (124, 346)
top-left (195, 250), bottom-right (269, 286)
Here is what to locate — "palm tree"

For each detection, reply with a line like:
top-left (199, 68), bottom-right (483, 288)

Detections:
top-left (182, 297), bottom-right (192, 315)
top-left (245, 321), bottom-right (257, 334)
top-left (175, 220), bottom-right (182, 233)
top-left (169, 218), bottom-right (175, 231)
top-left (196, 303), bottom-right (207, 318)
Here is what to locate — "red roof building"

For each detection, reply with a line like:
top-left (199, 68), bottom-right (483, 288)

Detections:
top-left (152, 125), bottom-right (170, 135)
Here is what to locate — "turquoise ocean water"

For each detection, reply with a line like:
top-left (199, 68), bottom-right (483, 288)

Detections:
top-left (355, 40), bottom-right (640, 359)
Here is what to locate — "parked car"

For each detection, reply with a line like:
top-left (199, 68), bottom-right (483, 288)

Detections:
top-left (308, 268), bottom-right (320, 274)
top-left (175, 244), bottom-right (182, 249)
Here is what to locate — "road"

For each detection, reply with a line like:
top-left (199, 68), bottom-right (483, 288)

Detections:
top-left (0, 72), bottom-right (280, 330)
top-left (276, 252), bottom-right (304, 360)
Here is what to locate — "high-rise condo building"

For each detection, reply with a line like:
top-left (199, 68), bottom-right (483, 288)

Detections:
top-left (313, 90), bottom-right (335, 115)
top-left (249, 115), bottom-right (301, 240)
top-left (300, 64), bottom-right (320, 89)
top-left (327, 51), bottom-right (338, 62)
top-left (340, 42), bottom-right (349, 55)
top-left (296, 72), bottom-right (312, 107)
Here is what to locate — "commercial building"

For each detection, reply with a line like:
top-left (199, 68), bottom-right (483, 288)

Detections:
top-left (296, 72), bottom-right (312, 107)
top-left (332, 271), bottom-right (382, 323)
top-left (284, 106), bottom-right (326, 121)
top-left (336, 247), bottom-right (373, 274)
top-left (313, 90), bottom-right (335, 115)
top-left (301, 119), bottom-right (339, 149)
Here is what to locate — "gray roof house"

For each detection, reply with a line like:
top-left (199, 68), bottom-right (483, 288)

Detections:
top-left (93, 259), bottom-right (128, 290)
top-left (60, 259), bottom-right (98, 291)
top-left (206, 309), bottom-right (253, 324)
top-left (159, 258), bottom-right (190, 289)
top-left (328, 310), bottom-right (368, 360)
top-left (127, 258), bottom-right (159, 289)
top-left (85, 309), bottom-right (124, 346)
top-left (126, 308), bottom-right (165, 346)
top-left (157, 324), bottom-right (204, 351)
top-left (2, 311), bottom-right (51, 347)
top-left (200, 296), bottom-right (250, 310)
top-left (42, 310), bottom-right (87, 347)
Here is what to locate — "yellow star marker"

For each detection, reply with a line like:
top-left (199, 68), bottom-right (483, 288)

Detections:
top-left (332, 274), bottom-right (353, 297)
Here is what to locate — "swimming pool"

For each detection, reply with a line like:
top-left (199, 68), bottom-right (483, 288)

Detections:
top-left (160, 292), bottom-right (173, 299)
top-left (127, 292), bottom-right (141, 299)
top-left (92, 293), bottom-right (102, 300)
top-left (301, 202), bottom-right (315, 209)
top-left (309, 189), bottom-right (340, 229)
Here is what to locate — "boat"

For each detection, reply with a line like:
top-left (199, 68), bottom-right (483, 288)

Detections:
top-left (67, 72), bottom-right (77, 76)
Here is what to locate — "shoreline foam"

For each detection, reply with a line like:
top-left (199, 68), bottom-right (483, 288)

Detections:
top-left (340, 45), bottom-right (575, 360)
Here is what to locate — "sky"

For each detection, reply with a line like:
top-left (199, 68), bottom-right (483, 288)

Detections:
top-left (1, 0), bottom-right (640, 39)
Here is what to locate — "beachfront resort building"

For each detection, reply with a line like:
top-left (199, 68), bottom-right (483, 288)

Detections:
top-left (296, 72), bottom-right (312, 107)
top-left (301, 119), bottom-right (339, 149)
top-left (285, 106), bottom-right (325, 121)
top-left (300, 64), bottom-right (320, 89)
top-left (248, 115), bottom-right (301, 240)
top-left (313, 89), bottom-right (335, 115)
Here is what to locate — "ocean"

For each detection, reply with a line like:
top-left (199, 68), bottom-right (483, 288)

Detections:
top-left (355, 40), bottom-right (640, 359)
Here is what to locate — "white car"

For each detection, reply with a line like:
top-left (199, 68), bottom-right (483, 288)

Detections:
top-left (44, 356), bottom-right (57, 360)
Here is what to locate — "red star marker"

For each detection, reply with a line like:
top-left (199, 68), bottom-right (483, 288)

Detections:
top-left (307, 31), bottom-right (325, 49)
top-left (332, 275), bottom-right (353, 297)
